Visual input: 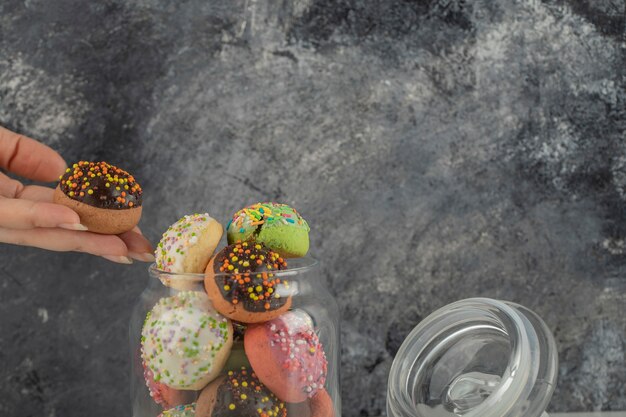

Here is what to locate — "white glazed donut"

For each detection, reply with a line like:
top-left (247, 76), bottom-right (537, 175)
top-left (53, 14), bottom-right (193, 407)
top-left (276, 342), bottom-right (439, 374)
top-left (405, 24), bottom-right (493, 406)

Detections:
top-left (156, 213), bottom-right (223, 290)
top-left (141, 291), bottom-right (233, 391)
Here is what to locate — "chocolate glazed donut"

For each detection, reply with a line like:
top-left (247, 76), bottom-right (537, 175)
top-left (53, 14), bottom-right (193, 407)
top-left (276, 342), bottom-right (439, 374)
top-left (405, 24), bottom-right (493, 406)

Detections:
top-left (204, 242), bottom-right (293, 323)
top-left (196, 368), bottom-right (287, 417)
top-left (53, 161), bottom-right (142, 234)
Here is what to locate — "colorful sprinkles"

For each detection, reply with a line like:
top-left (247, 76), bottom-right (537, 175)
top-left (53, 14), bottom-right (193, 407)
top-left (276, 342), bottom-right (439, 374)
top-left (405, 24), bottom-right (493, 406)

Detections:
top-left (215, 367), bottom-right (287, 417)
top-left (266, 311), bottom-right (327, 398)
top-left (141, 291), bottom-right (231, 390)
top-left (58, 161), bottom-right (142, 209)
top-left (214, 242), bottom-right (289, 312)
top-left (227, 202), bottom-right (310, 236)
top-left (159, 403), bottom-right (196, 417)
top-left (156, 213), bottom-right (213, 272)
top-left (143, 362), bottom-right (168, 408)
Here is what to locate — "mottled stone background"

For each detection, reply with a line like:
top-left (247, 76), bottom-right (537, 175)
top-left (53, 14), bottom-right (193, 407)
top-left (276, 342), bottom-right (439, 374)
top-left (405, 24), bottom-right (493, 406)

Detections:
top-left (0, 0), bottom-right (624, 416)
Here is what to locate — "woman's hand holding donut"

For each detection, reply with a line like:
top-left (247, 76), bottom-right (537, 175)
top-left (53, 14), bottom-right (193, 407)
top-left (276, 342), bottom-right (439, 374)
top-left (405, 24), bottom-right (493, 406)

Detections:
top-left (0, 125), bottom-right (154, 263)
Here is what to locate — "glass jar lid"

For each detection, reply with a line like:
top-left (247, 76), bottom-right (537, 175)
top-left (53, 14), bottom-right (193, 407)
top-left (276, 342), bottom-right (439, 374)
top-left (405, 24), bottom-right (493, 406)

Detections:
top-left (387, 298), bottom-right (558, 417)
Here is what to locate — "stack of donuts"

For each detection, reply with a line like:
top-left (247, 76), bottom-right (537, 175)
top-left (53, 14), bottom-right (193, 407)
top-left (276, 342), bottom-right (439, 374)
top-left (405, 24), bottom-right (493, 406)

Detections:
top-left (141, 203), bottom-right (334, 417)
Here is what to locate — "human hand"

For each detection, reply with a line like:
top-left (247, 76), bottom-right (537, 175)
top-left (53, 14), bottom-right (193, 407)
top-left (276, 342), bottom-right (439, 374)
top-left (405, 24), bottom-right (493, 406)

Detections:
top-left (0, 126), bottom-right (154, 264)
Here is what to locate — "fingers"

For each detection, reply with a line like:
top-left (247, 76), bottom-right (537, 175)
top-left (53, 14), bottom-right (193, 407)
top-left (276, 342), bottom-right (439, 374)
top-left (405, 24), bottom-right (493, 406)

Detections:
top-left (0, 227), bottom-right (132, 263)
top-left (0, 171), bottom-right (25, 198)
top-left (14, 185), bottom-right (55, 202)
top-left (0, 215), bottom-right (156, 264)
top-left (0, 171), bottom-right (58, 202)
top-left (0, 198), bottom-right (85, 230)
top-left (0, 126), bottom-right (67, 182)
top-left (119, 229), bottom-right (155, 262)
top-left (0, 173), bottom-right (88, 231)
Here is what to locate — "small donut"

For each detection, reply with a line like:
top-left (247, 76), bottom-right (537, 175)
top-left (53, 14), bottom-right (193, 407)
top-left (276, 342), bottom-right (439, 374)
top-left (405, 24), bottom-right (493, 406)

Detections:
top-left (159, 403), bottom-right (196, 417)
top-left (287, 390), bottom-right (336, 417)
top-left (195, 367), bottom-right (287, 417)
top-left (204, 242), bottom-right (293, 323)
top-left (227, 202), bottom-right (310, 258)
top-left (143, 362), bottom-right (196, 409)
top-left (244, 311), bottom-right (328, 403)
top-left (53, 161), bottom-right (142, 234)
top-left (155, 213), bottom-right (223, 290)
top-left (141, 291), bottom-right (233, 391)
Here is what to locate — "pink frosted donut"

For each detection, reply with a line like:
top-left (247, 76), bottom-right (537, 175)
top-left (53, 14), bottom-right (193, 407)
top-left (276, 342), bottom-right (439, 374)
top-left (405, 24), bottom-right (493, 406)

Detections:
top-left (244, 310), bottom-right (328, 403)
top-left (143, 362), bottom-right (195, 409)
top-left (287, 389), bottom-right (336, 417)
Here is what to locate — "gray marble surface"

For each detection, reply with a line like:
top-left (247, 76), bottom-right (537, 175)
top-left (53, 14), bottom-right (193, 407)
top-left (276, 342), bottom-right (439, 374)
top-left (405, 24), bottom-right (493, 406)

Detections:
top-left (0, 0), bottom-right (625, 416)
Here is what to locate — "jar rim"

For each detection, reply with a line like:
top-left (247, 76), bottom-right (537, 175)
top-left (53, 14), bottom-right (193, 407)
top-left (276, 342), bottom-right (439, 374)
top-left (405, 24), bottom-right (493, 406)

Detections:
top-left (148, 256), bottom-right (319, 282)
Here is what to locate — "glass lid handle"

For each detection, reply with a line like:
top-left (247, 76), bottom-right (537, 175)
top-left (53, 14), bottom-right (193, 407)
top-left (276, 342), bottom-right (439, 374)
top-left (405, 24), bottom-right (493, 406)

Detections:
top-left (443, 372), bottom-right (502, 414)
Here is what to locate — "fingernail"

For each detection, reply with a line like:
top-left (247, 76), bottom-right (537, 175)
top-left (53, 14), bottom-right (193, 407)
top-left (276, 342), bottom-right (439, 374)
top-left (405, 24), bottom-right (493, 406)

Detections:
top-left (59, 223), bottom-right (89, 231)
top-left (102, 255), bottom-right (133, 264)
top-left (128, 251), bottom-right (156, 263)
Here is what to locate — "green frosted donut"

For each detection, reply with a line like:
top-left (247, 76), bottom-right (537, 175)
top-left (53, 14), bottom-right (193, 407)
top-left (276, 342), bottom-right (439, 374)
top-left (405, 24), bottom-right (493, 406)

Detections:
top-left (226, 202), bottom-right (310, 258)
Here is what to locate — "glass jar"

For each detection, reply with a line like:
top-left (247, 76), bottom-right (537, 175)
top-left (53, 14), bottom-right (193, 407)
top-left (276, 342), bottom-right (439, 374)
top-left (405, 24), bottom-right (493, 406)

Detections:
top-left (387, 298), bottom-right (558, 417)
top-left (130, 258), bottom-right (341, 417)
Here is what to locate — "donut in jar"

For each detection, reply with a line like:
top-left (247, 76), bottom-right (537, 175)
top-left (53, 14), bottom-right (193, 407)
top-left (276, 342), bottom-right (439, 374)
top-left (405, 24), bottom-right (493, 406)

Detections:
top-left (204, 242), bottom-right (293, 323)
